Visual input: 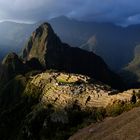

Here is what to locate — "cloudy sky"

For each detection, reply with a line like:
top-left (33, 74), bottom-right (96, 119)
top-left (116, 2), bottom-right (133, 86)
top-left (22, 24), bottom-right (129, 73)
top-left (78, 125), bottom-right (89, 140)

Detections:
top-left (0, 0), bottom-right (140, 25)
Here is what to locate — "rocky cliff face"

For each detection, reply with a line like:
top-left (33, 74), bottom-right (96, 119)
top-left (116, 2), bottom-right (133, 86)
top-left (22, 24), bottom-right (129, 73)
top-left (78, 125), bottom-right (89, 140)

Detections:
top-left (22, 23), bottom-right (123, 89)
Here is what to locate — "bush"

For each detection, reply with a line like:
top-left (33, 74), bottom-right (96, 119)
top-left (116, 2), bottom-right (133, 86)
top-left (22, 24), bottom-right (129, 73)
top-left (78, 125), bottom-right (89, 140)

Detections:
top-left (106, 103), bottom-right (124, 117)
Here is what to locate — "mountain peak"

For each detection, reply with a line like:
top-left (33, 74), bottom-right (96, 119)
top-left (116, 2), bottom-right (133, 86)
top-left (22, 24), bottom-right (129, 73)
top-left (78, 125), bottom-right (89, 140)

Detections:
top-left (34, 22), bottom-right (53, 35)
top-left (31, 22), bottom-right (55, 42)
top-left (2, 52), bottom-right (21, 65)
top-left (22, 22), bottom-right (62, 68)
top-left (1, 52), bottom-right (25, 82)
top-left (50, 16), bottom-right (70, 22)
top-left (21, 22), bottom-right (123, 89)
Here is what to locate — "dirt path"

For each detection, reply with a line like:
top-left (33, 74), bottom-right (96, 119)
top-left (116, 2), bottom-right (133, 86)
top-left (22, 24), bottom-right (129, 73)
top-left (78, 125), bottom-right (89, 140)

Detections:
top-left (69, 107), bottom-right (140, 140)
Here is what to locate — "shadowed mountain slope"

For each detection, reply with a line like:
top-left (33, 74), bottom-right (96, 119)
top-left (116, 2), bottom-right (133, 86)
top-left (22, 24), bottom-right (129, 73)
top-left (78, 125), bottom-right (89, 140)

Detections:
top-left (122, 45), bottom-right (140, 86)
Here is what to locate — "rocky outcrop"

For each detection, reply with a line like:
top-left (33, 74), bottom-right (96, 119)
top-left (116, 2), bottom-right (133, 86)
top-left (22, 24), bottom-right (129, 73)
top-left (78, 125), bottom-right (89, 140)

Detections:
top-left (22, 23), bottom-right (123, 89)
top-left (0, 52), bottom-right (44, 86)
top-left (0, 53), bottom-right (25, 84)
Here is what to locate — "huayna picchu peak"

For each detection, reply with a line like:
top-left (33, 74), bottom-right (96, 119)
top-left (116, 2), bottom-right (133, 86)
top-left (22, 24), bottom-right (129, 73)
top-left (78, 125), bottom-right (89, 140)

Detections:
top-left (21, 22), bottom-right (123, 89)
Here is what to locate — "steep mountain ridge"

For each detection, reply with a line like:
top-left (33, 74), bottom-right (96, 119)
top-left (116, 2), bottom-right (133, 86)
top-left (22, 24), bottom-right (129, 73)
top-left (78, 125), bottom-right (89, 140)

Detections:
top-left (1, 17), bottom-right (140, 72)
top-left (22, 22), bottom-right (123, 89)
top-left (2, 53), bottom-right (24, 74)
top-left (49, 16), bottom-right (140, 71)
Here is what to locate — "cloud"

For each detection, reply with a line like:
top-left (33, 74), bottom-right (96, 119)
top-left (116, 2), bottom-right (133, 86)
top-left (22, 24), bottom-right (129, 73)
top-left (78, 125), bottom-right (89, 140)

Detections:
top-left (0, 0), bottom-right (140, 25)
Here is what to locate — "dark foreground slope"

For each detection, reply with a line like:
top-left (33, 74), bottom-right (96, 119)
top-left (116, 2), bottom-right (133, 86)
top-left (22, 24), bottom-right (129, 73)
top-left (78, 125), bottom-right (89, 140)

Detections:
top-left (69, 106), bottom-right (140, 140)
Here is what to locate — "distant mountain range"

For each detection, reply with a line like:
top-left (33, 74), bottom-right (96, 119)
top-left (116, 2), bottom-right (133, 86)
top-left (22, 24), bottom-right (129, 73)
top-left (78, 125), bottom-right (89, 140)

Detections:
top-left (1, 16), bottom-right (140, 72)
top-left (49, 16), bottom-right (140, 71)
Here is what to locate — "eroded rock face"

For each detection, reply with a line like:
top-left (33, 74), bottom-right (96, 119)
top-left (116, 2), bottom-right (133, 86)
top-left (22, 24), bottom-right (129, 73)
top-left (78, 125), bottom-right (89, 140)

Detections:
top-left (22, 23), bottom-right (62, 68)
top-left (22, 23), bottom-right (123, 89)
